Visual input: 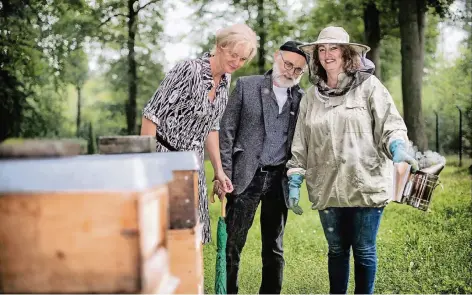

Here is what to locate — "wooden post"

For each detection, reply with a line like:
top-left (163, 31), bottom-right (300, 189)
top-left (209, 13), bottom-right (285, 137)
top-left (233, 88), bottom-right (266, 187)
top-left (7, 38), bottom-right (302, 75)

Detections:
top-left (0, 138), bottom-right (87, 159)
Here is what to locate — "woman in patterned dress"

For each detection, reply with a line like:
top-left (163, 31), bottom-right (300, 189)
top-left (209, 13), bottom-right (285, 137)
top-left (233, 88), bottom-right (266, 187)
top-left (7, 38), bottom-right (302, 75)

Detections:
top-left (140, 23), bottom-right (258, 244)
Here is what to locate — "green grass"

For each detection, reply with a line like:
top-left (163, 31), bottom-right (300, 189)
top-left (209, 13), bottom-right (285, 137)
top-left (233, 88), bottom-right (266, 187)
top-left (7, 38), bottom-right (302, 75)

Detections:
top-left (203, 156), bottom-right (472, 294)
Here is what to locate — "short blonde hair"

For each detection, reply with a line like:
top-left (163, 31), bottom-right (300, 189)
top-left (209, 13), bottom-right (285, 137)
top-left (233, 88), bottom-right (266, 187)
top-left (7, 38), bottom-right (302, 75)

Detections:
top-left (210, 23), bottom-right (258, 62)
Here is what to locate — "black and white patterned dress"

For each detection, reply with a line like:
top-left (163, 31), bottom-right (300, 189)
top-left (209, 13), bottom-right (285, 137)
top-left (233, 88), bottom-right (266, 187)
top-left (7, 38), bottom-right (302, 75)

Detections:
top-left (143, 52), bottom-right (230, 244)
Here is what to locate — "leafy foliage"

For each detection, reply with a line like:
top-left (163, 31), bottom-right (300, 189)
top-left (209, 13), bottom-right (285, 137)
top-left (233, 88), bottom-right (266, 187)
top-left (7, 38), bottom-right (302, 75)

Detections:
top-left (0, 0), bottom-right (95, 140)
top-left (2, 0), bottom-right (469, 154)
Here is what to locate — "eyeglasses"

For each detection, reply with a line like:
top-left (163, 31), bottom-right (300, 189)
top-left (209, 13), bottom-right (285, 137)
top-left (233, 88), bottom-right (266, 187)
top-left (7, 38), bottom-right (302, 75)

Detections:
top-left (279, 52), bottom-right (304, 75)
top-left (222, 47), bottom-right (249, 64)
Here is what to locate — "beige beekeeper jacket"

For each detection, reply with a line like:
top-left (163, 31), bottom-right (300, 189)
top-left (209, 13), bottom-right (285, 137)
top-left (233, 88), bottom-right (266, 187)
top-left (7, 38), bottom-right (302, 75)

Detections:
top-left (287, 73), bottom-right (409, 210)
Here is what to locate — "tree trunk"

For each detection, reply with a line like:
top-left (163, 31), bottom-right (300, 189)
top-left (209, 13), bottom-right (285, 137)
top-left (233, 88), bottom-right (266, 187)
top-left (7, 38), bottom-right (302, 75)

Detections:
top-left (363, 1), bottom-right (381, 80)
top-left (399, 0), bottom-right (428, 151)
top-left (87, 121), bottom-right (97, 154)
top-left (256, 0), bottom-right (266, 74)
top-left (76, 85), bottom-right (82, 137)
top-left (126, 0), bottom-right (138, 135)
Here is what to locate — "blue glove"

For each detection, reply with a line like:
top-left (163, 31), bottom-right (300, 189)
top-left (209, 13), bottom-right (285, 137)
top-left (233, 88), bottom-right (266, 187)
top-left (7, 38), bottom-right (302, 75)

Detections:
top-left (389, 139), bottom-right (419, 172)
top-left (288, 173), bottom-right (304, 215)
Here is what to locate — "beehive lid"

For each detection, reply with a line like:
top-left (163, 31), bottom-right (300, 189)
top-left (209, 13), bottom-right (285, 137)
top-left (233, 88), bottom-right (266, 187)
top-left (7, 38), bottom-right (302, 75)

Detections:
top-left (87, 151), bottom-right (200, 171)
top-left (130, 151), bottom-right (201, 171)
top-left (0, 152), bottom-right (184, 193)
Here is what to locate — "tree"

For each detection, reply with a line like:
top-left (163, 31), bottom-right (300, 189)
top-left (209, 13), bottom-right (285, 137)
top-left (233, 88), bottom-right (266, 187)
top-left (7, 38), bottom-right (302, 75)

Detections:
top-left (87, 121), bottom-right (97, 154)
top-left (364, 1), bottom-right (382, 79)
top-left (94, 0), bottom-right (165, 135)
top-left (398, 0), bottom-right (454, 151)
top-left (193, 0), bottom-right (297, 77)
top-left (297, 0), bottom-right (384, 78)
top-left (398, 0), bottom-right (428, 151)
top-left (97, 50), bottom-right (165, 136)
top-left (0, 0), bottom-right (94, 141)
top-left (64, 50), bottom-right (89, 137)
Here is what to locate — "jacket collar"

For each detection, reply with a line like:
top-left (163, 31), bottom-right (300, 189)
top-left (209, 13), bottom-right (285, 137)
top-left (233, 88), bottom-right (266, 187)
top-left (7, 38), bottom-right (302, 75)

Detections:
top-left (201, 52), bottom-right (230, 90)
top-left (263, 69), bottom-right (304, 98)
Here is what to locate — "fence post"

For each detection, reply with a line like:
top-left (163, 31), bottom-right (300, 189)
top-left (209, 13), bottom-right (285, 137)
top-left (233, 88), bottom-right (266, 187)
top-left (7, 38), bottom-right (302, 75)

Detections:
top-left (456, 105), bottom-right (463, 167)
top-left (433, 110), bottom-right (439, 153)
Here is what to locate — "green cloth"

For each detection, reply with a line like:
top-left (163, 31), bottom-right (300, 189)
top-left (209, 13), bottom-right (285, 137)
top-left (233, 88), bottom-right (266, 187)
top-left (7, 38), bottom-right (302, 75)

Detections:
top-left (215, 216), bottom-right (227, 294)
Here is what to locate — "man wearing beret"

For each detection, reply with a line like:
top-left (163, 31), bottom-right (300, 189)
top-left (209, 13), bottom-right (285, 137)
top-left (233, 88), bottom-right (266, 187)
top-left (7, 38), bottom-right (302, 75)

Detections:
top-left (214, 41), bottom-right (308, 294)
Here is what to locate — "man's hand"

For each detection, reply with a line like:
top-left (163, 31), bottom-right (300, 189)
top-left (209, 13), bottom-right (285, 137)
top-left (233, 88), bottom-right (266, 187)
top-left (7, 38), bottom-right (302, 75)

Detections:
top-left (288, 173), bottom-right (304, 215)
top-left (389, 139), bottom-right (419, 172)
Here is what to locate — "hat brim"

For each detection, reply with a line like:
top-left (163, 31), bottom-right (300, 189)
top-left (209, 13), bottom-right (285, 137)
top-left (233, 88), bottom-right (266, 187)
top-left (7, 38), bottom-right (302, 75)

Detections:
top-left (299, 40), bottom-right (371, 56)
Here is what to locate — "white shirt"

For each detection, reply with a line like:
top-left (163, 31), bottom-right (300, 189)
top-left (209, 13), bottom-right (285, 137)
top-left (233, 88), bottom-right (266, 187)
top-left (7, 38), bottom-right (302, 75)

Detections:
top-left (272, 84), bottom-right (289, 114)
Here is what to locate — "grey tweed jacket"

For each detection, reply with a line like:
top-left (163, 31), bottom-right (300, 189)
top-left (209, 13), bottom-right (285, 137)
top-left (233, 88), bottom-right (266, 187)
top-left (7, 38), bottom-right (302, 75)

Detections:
top-left (219, 70), bottom-right (304, 207)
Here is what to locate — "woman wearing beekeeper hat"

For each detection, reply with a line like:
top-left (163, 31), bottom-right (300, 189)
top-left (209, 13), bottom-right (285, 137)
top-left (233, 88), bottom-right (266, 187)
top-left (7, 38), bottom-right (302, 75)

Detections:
top-left (285, 26), bottom-right (419, 294)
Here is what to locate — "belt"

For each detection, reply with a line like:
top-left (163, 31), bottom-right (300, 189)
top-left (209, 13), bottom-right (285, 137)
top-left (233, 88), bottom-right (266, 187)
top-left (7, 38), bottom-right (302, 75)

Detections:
top-left (155, 132), bottom-right (179, 152)
top-left (258, 164), bottom-right (285, 173)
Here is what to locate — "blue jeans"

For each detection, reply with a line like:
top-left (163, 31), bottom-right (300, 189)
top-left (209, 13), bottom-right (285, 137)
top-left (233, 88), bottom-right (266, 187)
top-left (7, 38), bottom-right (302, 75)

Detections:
top-left (318, 207), bottom-right (384, 294)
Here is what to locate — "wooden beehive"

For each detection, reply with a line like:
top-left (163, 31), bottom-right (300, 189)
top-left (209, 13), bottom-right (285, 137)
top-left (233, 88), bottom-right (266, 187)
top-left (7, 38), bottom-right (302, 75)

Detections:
top-left (0, 153), bottom-right (176, 294)
top-left (98, 136), bottom-right (156, 155)
top-left (165, 154), bottom-right (203, 295)
top-left (99, 137), bottom-right (204, 294)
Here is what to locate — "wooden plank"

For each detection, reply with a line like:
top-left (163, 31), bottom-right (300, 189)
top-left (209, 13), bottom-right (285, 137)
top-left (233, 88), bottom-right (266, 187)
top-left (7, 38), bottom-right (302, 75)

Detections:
top-left (0, 191), bottom-right (140, 293)
top-left (98, 136), bottom-right (156, 154)
top-left (168, 171), bottom-right (199, 229)
top-left (169, 227), bottom-right (203, 294)
top-left (0, 139), bottom-right (87, 159)
top-left (138, 186), bottom-right (169, 261)
top-left (140, 247), bottom-right (170, 294)
top-left (0, 187), bottom-right (168, 294)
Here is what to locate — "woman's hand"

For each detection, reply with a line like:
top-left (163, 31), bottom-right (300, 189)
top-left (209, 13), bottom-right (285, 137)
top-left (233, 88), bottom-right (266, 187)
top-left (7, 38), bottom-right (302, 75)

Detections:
top-left (211, 179), bottom-right (228, 202)
top-left (389, 139), bottom-right (419, 172)
top-left (214, 169), bottom-right (234, 194)
top-left (288, 173), bottom-right (304, 215)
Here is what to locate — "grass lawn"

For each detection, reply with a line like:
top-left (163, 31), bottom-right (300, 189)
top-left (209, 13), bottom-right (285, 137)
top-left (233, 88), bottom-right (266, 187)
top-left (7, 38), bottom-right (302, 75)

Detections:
top-left (202, 156), bottom-right (472, 294)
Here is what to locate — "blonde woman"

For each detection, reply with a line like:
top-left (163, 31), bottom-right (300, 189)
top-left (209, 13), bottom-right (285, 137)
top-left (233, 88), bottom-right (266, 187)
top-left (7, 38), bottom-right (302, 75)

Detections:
top-left (141, 23), bottom-right (258, 244)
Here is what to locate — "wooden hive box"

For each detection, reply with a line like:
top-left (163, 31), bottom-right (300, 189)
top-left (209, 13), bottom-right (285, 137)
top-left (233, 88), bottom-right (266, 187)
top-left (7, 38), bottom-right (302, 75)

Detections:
top-left (0, 153), bottom-right (177, 294)
top-left (99, 136), bottom-right (204, 294)
top-left (161, 152), bottom-right (203, 295)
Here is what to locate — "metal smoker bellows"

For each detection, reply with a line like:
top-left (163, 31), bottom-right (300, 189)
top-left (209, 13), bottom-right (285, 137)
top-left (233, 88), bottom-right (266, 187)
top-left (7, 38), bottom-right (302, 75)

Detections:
top-left (394, 163), bottom-right (444, 211)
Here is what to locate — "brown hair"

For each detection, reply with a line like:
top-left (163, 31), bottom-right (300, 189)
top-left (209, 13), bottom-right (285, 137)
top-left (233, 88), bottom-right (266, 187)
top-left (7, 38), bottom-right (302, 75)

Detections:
top-left (308, 44), bottom-right (361, 83)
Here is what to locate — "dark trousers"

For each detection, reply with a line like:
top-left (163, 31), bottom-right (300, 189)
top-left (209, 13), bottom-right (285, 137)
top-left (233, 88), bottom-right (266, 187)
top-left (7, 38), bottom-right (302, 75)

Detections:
top-left (225, 168), bottom-right (288, 294)
top-left (318, 207), bottom-right (384, 294)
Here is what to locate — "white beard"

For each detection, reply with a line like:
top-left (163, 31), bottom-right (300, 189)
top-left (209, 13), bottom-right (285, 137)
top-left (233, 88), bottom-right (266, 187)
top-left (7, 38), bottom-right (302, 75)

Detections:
top-left (272, 61), bottom-right (302, 88)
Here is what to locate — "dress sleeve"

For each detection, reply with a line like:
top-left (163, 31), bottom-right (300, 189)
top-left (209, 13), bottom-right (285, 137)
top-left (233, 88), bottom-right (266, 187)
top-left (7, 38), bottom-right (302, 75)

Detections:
top-left (142, 60), bottom-right (194, 126)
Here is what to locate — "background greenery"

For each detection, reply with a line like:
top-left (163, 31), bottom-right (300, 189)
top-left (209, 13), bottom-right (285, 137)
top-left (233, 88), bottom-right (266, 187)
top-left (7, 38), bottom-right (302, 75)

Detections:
top-left (1, 1), bottom-right (471, 293)
top-left (203, 157), bottom-right (472, 294)
top-left (1, 0), bottom-right (471, 155)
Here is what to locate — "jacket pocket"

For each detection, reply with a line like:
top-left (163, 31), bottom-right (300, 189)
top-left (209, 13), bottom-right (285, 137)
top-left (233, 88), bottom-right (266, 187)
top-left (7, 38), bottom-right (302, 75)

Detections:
top-left (232, 147), bottom-right (244, 169)
top-left (232, 147), bottom-right (244, 154)
top-left (345, 95), bottom-right (368, 109)
top-left (344, 97), bottom-right (372, 134)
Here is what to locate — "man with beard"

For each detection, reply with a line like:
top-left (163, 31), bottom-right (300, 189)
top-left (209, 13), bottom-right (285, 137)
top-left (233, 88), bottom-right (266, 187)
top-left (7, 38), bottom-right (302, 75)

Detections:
top-left (213, 41), bottom-right (308, 294)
